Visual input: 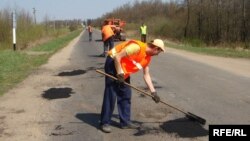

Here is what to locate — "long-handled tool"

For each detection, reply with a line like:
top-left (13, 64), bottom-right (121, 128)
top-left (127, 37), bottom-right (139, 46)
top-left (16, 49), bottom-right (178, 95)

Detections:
top-left (96, 69), bottom-right (206, 125)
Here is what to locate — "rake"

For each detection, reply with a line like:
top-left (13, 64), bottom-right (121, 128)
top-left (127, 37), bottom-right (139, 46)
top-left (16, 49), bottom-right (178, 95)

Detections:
top-left (96, 69), bottom-right (206, 125)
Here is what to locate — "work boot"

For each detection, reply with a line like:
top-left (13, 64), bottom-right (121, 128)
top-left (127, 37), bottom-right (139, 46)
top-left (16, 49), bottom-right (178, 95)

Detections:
top-left (100, 124), bottom-right (111, 133)
top-left (121, 122), bottom-right (140, 129)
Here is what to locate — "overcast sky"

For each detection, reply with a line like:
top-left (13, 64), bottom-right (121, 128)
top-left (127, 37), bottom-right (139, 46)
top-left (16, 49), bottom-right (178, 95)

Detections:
top-left (0, 0), bottom-right (170, 22)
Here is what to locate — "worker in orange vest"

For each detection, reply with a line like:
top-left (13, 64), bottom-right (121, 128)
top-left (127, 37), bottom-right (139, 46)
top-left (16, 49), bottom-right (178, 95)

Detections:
top-left (87, 24), bottom-right (93, 41)
top-left (100, 21), bottom-right (115, 57)
top-left (100, 39), bottom-right (166, 133)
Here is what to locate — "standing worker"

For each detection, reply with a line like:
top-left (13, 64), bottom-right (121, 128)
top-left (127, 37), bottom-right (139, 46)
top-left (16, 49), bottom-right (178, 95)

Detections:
top-left (100, 21), bottom-right (115, 57)
top-left (87, 24), bottom-right (93, 41)
top-left (100, 39), bottom-right (165, 133)
top-left (140, 23), bottom-right (147, 43)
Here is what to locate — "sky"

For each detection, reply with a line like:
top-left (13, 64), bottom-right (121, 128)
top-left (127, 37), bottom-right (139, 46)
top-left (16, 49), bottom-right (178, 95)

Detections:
top-left (0, 0), bottom-right (170, 23)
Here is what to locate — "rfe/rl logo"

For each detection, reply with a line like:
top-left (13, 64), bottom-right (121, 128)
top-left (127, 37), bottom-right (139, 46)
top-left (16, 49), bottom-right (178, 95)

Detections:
top-left (213, 129), bottom-right (247, 136)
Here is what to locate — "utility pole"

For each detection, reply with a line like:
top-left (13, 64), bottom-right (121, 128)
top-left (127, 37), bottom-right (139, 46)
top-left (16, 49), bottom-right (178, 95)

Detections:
top-left (12, 10), bottom-right (17, 51)
top-left (53, 17), bottom-right (56, 31)
top-left (33, 8), bottom-right (36, 24)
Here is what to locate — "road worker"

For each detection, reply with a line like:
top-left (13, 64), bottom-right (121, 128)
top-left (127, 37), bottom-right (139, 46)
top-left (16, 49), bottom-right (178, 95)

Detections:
top-left (100, 39), bottom-right (165, 133)
top-left (100, 21), bottom-right (115, 57)
top-left (140, 23), bottom-right (147, 43)
top-left (87, 24), bottom-right (93, 41)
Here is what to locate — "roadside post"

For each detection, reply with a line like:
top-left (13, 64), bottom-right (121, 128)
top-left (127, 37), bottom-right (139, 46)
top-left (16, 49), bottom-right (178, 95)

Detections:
top-left (12, 10), bottom-right (17, 51)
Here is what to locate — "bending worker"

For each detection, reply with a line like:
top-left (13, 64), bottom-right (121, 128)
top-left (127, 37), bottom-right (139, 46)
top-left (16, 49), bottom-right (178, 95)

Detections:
top-left (101, 21), bottom-right (115, 57)
top-left (100, 39), bottom-right (165, 133)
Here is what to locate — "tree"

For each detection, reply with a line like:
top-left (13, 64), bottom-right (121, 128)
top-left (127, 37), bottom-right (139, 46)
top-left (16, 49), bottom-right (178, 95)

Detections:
top-left (184, 0), bottom-right (190, 38)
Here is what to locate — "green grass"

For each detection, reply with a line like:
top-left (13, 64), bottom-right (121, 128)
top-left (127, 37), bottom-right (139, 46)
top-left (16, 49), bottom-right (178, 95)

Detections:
top-left (0, 30), bottom-right (81, 96)
top-left (165, 41), bottom-right (250, 58)
top-left (31, 30), bottom-right (80, 53)
top-left (0, 50), bottom-right (48, 95)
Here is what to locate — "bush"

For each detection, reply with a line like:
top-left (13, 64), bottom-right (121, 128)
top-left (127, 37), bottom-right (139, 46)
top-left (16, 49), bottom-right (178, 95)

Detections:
top-left (147, 16), bottom-right (184, 39)
top-left (69, 24), bottom-right (78, 32)
top-left (182, 38), bottom-right (205, 48)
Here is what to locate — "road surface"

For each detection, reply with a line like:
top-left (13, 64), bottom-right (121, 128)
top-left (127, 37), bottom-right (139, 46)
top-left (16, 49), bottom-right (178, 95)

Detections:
top-left (0, 29), bottom-right (249, 141)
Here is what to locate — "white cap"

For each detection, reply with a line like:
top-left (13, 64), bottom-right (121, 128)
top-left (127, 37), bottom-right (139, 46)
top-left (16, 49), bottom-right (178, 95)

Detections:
top-left (149, 39), bottom-right (165, 52)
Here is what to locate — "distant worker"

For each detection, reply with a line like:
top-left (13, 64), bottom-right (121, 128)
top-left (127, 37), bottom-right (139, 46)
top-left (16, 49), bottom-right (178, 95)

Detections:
top-left (101, 21), bottom-right (115, 57)
top-left (140, 23), bottom-right (147, 43)
top-left (87, 24), bottom-right (93, 41)
top-left (100, 39), bottom-right (165, 133)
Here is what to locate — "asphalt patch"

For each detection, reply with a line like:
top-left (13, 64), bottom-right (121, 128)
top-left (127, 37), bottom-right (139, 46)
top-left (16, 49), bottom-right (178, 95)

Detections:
top-left (86, 66), bottom-right (104, 71)
top-left (50, 124), bottom-right (75, 136)
top-left (42, 87), bottom-right (74, 100)
top-left (134, 127), bottom-right (163, 136)
top-left (57, 69), bottom-right (86, 76)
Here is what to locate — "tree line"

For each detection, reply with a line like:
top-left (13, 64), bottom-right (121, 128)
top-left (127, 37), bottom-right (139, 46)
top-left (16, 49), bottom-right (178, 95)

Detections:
top-left (93, 0), bottom-right (250, 48)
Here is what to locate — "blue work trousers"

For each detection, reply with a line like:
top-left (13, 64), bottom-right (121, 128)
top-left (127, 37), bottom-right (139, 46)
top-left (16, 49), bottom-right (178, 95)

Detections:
top-left (89, 32), bottom-right (92, 41)
top-left (103, 36), bottom-right (114, 55)
top-left (100, 56), bottom-right (132, 127)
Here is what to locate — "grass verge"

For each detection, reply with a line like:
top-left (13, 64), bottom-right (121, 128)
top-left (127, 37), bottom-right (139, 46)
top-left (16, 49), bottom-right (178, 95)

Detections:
top-left (0, 30), bottom-right (81, 96)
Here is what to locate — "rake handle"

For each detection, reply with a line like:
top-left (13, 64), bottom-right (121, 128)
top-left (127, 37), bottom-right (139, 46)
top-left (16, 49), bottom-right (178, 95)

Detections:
top-left (95, 69), bottom-right (189, 115)
top-left (96, 69), bottom-right (206, 125)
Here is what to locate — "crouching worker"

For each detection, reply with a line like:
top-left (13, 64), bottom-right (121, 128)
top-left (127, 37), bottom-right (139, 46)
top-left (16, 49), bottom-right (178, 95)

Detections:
top-left (100, 39), bottom-right (165, 133)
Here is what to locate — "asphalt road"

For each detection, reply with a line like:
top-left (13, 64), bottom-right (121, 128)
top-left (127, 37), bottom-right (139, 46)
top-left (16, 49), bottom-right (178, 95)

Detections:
top-left (46, 29), bottom-right (250, 141)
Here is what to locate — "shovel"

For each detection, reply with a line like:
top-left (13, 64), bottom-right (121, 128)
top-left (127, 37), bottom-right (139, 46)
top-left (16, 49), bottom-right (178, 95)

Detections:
top-left (96, 69), bottom-right (206, 125)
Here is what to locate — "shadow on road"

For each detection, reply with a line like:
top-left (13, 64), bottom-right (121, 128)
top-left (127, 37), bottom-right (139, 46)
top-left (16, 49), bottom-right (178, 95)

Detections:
top-left (160, 117), bottom-right (208, 137)
top-left (88, 54), bottom-right (106, 58)
top-left (75, 113), bottom-right (137, 129)
top-left (75, 113), bottom-right (100, 129)
top-left (75, 113), bottom-right (208, 138)
top-left (95, 39), bottom-right (103, 42)
top-left (134, 117), bottom-right (208, 138)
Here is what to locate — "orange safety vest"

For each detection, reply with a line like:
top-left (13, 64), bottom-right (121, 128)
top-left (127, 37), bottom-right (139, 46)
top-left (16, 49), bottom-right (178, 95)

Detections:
top-left (102, 25), bottom-right (114, 41)
top-left (108, 40), bottom-right (151, 78)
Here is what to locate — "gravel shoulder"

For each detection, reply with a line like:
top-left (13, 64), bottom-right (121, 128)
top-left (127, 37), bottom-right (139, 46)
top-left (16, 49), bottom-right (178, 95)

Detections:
top-left (0, 33), bottom-right (79, 141)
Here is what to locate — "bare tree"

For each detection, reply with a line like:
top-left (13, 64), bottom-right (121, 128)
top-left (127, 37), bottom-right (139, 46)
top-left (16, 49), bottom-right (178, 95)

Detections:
top-left (184, 0), bottom-right (190, 37)
top-left (215, 0), bottom-right (221, 43)
top-left (197, 0), bottom-right (203, 39)
top-left (241, 0), bottom-right (247, 42)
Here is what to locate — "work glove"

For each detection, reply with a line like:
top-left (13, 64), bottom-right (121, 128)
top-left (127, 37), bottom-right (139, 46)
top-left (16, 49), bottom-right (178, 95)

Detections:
top-left (116, 73), bottom-right (125, 84)
top-left (151, 92), bottom-right (160, 103)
